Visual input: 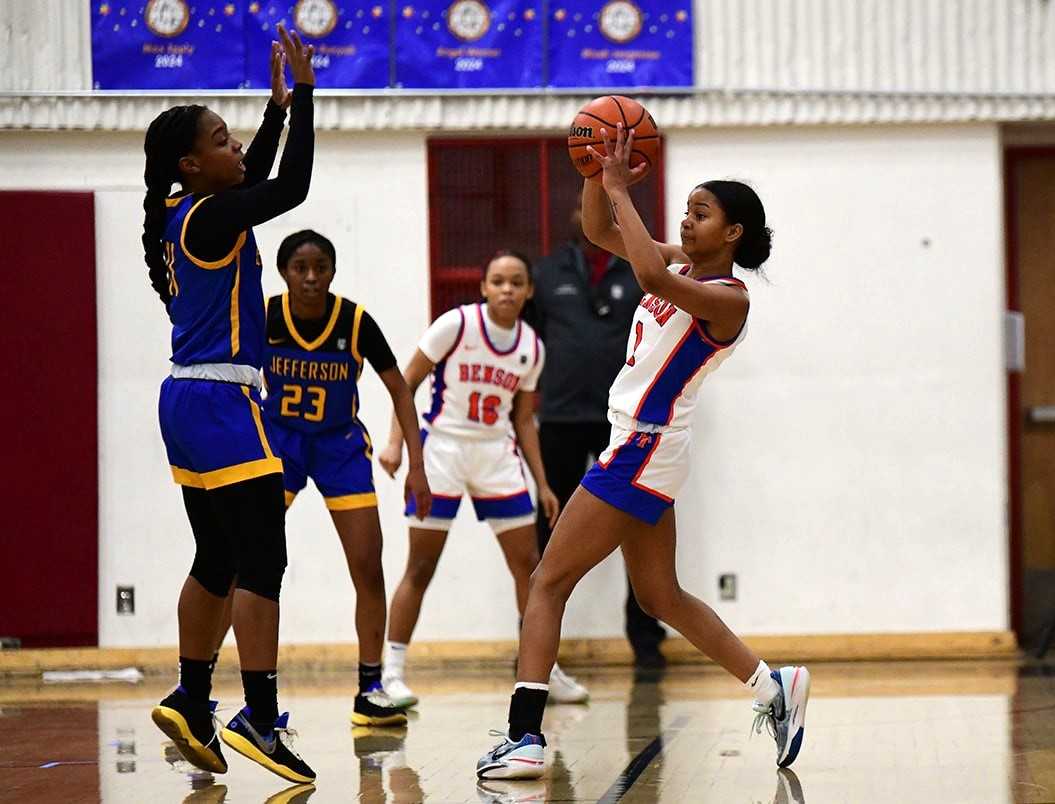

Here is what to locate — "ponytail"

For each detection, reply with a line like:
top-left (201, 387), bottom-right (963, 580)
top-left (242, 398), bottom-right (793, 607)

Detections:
top-left (142, 105), bottom-right (206, 307)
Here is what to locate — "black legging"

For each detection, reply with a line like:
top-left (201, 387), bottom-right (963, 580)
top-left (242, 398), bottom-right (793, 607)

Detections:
top-left (182, 473), bottom-right (287, 601)
top-left (537, 421), bottom-right (666, 654)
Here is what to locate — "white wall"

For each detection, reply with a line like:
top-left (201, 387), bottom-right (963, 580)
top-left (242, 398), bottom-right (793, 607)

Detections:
top-left (665, 124), bottom-right (1008, 634)
top-left (0, 120), bottom-right (1008, 647)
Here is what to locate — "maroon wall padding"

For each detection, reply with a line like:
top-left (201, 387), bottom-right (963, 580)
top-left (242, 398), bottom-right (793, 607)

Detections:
top-left (0, 191), bottom-right (98, 647)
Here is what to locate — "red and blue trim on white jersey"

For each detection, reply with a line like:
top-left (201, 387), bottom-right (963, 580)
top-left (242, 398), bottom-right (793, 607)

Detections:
top-left (422, 308), bottom-right (465, 426)
top-left (581, 430), bottom-right (671, 525)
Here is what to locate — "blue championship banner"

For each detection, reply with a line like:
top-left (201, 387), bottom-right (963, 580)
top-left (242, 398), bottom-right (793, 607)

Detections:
top-left (245, 1), bottom-right (390, 89)
top-left (548, 1), bottom-right (693, 88)
top-left (395, 0), bottom-right (543, 89)
top-left (91, 0), bottom-right (247, 89)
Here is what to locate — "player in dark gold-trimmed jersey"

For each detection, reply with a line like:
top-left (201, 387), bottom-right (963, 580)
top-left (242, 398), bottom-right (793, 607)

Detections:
top-left (144, 26), bottom-right (319, 784)
top-left (264, 229), bottom-right (431, 726)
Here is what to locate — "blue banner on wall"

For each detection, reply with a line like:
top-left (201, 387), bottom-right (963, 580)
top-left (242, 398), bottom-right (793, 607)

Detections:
top-left (244, 1), bottom-right (390, 89)
top-left (91, 1), bottom-right (247, 89)
top-left (395, 0), bottom-right (543, 89)
top-left (548, 1), bottom-right (692, 88)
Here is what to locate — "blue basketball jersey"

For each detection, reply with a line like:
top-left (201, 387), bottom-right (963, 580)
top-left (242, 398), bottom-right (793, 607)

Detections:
top-left (164, 194), bottom-right (265, 368)
top-left (262, 293), bottom-right (367, 434)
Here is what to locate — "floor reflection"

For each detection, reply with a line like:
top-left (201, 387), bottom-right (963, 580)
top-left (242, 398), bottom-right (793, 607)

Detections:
top-left (4, 660), bottom-right (1052, 802)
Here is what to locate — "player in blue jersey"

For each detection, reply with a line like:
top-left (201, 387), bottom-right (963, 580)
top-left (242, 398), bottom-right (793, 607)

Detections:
top-left (142, 26), bottom-right (317, 784)
top-left (262, 229), bottom-right (431, 726)
top-left (476, 126), bottom-right (810, 780)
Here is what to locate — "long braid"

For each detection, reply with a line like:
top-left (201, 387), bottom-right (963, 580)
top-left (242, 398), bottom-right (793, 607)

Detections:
top-left (142, 105), bottom-right (206, 307)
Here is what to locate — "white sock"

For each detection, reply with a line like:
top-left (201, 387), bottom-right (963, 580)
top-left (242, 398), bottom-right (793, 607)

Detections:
top-left (513, 681), bottom-right (549, 692)
top-left (746, 660), bottom-right (781, 706)
top-left (385, 641), bottom-right (407, 678)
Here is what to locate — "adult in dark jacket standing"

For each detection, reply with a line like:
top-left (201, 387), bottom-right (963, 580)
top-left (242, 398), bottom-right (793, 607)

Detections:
top-left (532, 196), bottom-right (667, 668)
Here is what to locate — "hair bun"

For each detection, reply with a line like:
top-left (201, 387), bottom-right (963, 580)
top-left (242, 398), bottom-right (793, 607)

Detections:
top-left (735, 226), bottom-right (772, 270)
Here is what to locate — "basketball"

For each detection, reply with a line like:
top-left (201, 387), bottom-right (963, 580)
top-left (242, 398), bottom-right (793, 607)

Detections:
top-left (567, 95), bottom-right (660, 183)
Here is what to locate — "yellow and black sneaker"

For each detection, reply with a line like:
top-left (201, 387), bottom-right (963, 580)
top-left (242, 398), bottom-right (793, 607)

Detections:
top-left (151, 688), bottom-right (227, 774)
top-left (351, 690), bottom-right (409, 727)
top-left (221, 708), bottom-right (316, 783)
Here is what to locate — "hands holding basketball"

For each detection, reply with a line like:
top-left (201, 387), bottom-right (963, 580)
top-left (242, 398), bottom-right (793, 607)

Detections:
top-left (588, 124), bottom-right (649, 193)
top-left (567, 95), bottom-right (659, 186)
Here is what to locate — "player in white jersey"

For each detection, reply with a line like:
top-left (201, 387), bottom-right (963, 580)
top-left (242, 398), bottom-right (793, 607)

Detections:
top-left (378, 252), bottom-right (589, 707)
top-left (477, 125), bottom-right (810, 781)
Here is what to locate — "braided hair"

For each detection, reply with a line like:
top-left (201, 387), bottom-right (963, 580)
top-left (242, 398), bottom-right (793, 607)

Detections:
top-left (142, 105), bottom-right (207, 307)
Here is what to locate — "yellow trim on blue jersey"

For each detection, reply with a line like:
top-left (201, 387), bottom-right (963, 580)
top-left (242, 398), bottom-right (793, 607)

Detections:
top-left (242, 386), bottom-right (276, 459)
top-left (284, 490), bottom-right (297, 507)
top-left (325, 492), bottom-right (378, 511)
top-left (361, 427), bottom-right (374, 459)
top-left (281, 293), bottom-right (343, 351)
top-left (170, 457), bottom-right (283, 490)
top-left (179, 195), bottom-right (247, 270)
top-left (165, 241), bottom-right (180, 298)
top-left (230, 253), bottom-right (241, 357)
top-left (350, 303), bottom-right (364, 364)
top-left (164, 194), bottom-right (189, 208)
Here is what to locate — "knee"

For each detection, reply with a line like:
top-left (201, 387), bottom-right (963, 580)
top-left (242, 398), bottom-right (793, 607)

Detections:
top-left (633, 586), bottom-right (681, 622)
top-left (349, 555), bottom-right (385, 592)
top-left (190, 549), bottom-right (236, 598)
top-left (509, 549), bottom-right (540, 581)
top-left (236, 532), bottom-right (287, 602)
top-left (528, 560), bottom-right (574, 603)
top-left (405, 556), bottom-right (439, 589)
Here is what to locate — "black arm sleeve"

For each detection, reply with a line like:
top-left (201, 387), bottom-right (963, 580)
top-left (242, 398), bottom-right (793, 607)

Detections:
top-left (240, 100), bottom-right (287, 187)
top-left (357, 311), bottom-right (399, 374)
top-left (184, 84), bottom-right (315, 263)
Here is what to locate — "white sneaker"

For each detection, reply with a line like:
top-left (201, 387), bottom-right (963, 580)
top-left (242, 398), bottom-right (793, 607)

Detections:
top-left (382, 675), bottom-right (419, 708)
top-left (752, 665), bottom-right (810, 768)
top-left (547, 665), bottom-right (589, 704)
top-left (476, 730), bottom-right (546, 780)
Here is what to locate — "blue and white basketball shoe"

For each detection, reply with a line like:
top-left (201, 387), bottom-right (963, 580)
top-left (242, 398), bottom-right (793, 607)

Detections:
top-left (476, 730), bottom-right (546, 779)
top-left (752, 666), bottom-right (810, 768)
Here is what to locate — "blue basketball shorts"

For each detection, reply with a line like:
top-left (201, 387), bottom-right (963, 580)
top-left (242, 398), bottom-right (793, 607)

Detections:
top-left (159, 377), bottom-right (283, 490)
top-left (267, 421), bottom-right (377, 511)
top-left (580, 423), bottom-right (691, 525)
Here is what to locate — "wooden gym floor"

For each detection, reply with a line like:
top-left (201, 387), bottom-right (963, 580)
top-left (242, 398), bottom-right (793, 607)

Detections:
top-left (3, 659), bottom-right (1053, 803)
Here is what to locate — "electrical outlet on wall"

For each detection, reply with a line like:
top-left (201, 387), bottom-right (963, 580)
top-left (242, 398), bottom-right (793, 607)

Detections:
top-left (116, 586), bottom-right (135, 615)
top-left (719, 574), bottom-right (737, 601)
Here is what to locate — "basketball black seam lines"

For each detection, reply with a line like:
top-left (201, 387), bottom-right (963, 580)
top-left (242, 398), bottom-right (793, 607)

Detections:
top-left (611, 96), bottom-right (630, 127)
top-left (577, 110), bottom-right (619, 130)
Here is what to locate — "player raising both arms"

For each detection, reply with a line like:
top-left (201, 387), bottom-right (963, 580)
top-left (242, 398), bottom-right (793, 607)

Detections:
top-left (144, 26), bottom-right (317, 784)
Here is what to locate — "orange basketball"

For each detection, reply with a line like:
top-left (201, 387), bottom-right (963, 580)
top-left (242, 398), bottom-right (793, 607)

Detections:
top-left (568, 95), bottom-right (659, 183)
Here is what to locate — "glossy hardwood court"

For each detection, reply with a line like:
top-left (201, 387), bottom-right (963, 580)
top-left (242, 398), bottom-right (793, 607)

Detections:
top-left (3, 660), bottom-right (1053, 803)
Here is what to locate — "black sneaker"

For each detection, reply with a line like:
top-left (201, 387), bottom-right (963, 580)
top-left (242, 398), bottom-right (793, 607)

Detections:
top-left (351, 689), bottom-right (408, 727)
top-left (151, 688), bottom-right (227, 774)
top-left (221, 708), bottom-right (316, 783)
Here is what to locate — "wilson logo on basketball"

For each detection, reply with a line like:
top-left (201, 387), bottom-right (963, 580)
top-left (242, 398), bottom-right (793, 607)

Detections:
top-left (569, 125), bottom-right (594, 138)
